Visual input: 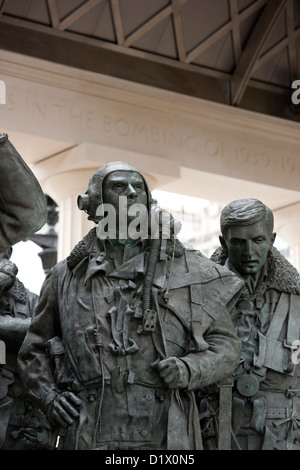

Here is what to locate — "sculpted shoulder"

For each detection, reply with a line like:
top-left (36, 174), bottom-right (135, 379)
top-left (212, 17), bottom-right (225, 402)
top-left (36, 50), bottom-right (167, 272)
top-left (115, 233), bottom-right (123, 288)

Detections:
top-left (168, 248), bottom-right (244, 321)
top-left (182, 247), bottom-right (242, 283)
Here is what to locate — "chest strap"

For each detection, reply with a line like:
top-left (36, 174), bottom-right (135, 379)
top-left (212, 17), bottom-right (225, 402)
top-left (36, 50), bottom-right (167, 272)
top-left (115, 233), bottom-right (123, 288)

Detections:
top-left (262, 293), bottom-right (300, 374)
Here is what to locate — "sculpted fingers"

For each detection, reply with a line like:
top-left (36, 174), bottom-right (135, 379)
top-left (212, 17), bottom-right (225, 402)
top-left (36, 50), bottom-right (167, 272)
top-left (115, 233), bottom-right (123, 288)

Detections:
top-left (51, 392), bottom-right (81, 427)
top-left (51, 408), bottom-right (71, 428)
top-left (65, 391), bottom-right (82, 409)
top-left (158, 362), bottom-right (178, 383)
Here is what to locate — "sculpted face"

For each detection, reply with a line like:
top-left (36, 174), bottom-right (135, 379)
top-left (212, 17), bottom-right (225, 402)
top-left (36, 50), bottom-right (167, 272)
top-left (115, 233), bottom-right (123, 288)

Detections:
top-left (222, 219), bottom-right (276, 275)
top-left (103, 170), bottom-right (147, 207)
top-left (102, 170), bottom-right (148, 228)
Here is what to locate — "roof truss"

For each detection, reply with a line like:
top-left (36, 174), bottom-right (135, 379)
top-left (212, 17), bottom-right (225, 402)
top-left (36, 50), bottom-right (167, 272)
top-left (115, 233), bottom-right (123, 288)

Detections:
top-left (0, 0), bottom-right (298, 121)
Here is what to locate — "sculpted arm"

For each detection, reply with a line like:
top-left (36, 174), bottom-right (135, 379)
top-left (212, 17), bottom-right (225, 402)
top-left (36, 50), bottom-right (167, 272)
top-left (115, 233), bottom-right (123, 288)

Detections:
top-left (156, 260), bottom-right (243, 391)
top-left (0, 134), bottom-right (47, 250)
top-left (18, 270), bottom-right (62, 413)
top-left (0, 258), bottom-right (31, 350)
top-left (181, 306), bottom-right (241, 390)
top-left (157, 306), bottom-right (241, 391)
top-left (0, 316), bottom-right (31, 351)
top-left (18, 267), bottom-right (81, 428)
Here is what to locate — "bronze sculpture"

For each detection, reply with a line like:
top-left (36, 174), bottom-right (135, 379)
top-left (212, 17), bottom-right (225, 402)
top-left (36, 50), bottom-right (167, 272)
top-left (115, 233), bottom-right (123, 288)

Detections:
top-left (0, 133), bottom-right (47, 251)
top-left (18, 161), bottom-right (244, 450)
top-left (200, 198), bottom-right (300, 450)
top-left (0, 248), bottom-right (56, 449)
top-left (0, 133), bottom-right (49, 448)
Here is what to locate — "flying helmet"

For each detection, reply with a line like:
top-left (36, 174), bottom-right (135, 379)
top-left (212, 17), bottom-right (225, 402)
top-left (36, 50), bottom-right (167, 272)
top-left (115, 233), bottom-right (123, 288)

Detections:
top-left (77, 161), bottom-right (153, 222)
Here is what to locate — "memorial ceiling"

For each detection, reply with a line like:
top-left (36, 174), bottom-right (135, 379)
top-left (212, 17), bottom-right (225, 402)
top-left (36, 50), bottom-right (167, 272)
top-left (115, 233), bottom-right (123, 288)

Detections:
top-left (0, 0), bottom-right (299, 121)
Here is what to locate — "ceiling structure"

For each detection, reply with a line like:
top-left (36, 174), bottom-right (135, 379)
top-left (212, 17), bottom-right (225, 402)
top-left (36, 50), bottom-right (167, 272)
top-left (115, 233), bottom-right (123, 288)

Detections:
top-left (0, 0), bottom-right (299, 122)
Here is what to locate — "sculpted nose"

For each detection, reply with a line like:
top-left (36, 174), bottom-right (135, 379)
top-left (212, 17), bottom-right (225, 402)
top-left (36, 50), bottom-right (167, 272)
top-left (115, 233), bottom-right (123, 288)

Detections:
top-left (244, 240), bottom-right (254, 256)
top-left (126, 184), bottom-right (137, 199)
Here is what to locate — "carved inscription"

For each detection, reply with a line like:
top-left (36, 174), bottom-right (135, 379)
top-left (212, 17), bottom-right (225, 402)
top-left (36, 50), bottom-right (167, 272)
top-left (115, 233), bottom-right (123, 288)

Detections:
top-left (1, 88), bottom-right (299, 179)
top-left (102, 115), bottom-right (196, 152)
top-left (204, 139), bottom-right (300, 175)
top-left (22, 92), bottom-right (197, 152)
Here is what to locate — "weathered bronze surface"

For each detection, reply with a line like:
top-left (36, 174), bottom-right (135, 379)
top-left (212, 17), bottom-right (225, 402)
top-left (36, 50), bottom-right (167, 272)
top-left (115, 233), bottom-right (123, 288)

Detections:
top-left (0, 135), bottom-right (49, 448)
top-left (0, 251), bottom-right (56, 449)
top-left (18, 162), bottom-right (244, 450)
top-left (0, 134), bottom-right (47, 250)
top-left (200, 198), bottom-right (300, 450)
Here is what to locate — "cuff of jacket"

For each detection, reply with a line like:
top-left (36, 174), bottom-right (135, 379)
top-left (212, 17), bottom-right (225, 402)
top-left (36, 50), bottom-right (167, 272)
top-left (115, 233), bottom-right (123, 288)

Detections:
top-left (180, 354), bottom-right (202, 391)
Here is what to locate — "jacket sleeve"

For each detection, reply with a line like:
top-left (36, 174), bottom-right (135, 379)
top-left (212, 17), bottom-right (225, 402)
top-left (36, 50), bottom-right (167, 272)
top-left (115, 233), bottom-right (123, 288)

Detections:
top-left (166, 252), bottom-right (243, 391)
top-left (17, 268), bottom-right (61, 414)
top-left (0, 134), bottom-right (47, 250)
top-left (181, 304), bottom-right (241, 390)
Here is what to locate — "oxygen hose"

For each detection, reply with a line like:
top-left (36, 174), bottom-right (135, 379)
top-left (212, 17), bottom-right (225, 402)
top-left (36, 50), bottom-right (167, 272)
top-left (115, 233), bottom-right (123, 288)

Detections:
top-left (142, 237), bottom-right (161, 313)
top-left (142, 205), bottom-right (175, 314)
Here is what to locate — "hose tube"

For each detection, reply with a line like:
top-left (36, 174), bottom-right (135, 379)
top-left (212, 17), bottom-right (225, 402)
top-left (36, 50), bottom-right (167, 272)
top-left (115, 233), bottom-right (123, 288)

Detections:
top-left (142, 238), bottom-right (161, 313)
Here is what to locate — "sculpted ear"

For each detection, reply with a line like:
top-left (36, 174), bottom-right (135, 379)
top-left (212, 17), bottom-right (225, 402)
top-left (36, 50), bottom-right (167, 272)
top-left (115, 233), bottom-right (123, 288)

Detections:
top-left (271, 232), bottom-right (276, 245)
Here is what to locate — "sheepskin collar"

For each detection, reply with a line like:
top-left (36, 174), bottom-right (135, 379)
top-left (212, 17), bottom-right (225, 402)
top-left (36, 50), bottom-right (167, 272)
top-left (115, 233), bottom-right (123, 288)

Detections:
top-left (9, 278), bottom-right (28, 304)
top-left (210, 245), bottom-right (300, 295)
top-left (67, 227), bottom-right (184, 269)
top-left (67, 228), bottom-right (97, 269)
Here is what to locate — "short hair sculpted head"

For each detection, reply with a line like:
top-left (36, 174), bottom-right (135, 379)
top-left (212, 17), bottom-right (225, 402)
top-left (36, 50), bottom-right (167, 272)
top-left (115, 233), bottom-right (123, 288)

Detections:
top-left (220, 198), bottom-right (274, 237)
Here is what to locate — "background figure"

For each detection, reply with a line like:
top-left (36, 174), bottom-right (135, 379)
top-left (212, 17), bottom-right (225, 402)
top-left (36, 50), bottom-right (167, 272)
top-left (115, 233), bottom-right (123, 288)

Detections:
top-left (0, 133), bottom-right (47, 251)
top-left (200, 198), bottom-right (300, 450)
top-left (0, 248), bottom-right (56, 449)
top-left (0, 133), bottom-right (48, 448)
top-left (18, 161), bottom-right (244, 450)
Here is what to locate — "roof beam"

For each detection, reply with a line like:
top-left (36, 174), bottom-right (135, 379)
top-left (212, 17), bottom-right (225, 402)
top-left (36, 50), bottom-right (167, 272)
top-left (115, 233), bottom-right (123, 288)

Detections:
top-left (110, 0), bottom-right (125, 45)
top-left (0, 0), bottom-right (7, 16)
top-left (185, 0), bottom-right (267, 64)
top-left (231, 0), bottom-right (288, 106)
top-left (58, 0), bottom-right (104, 31)
top-left (0, 14), bottom-right (297, 120)
top-left (124, 5), bottom-right (172, 47)
top-left (171, 0), bottom-right (186, 61)
top-left (0, 14), bottom-right (229, 80)
top-left (47, 0), bottom-right (60, 29)
top-left (186, 21), bottom-right (232, 63)
top-left (229, 0), bottom-right (242, 63)
top-left (111, 0), bottom-right (188, 47)
top-left (0, 17), bottom-right (230, 102)
top-left (286, 0), bottom-right (300, 80)
top-left (254, 25), bottom-right (300, 70)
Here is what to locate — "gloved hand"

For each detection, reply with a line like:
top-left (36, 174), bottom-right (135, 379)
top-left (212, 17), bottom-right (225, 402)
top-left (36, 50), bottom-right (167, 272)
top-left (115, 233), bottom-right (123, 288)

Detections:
top-left (155, 357), bottom-right (189, 389)
top-left (48, 391), bottom-right (82, 428)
